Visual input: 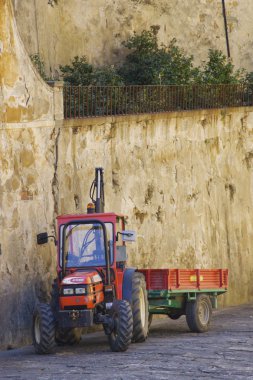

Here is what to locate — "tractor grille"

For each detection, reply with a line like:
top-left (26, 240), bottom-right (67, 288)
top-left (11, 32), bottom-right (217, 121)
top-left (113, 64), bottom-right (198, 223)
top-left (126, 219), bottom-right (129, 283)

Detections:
top-left (64, 306), bottom-right (87, 310)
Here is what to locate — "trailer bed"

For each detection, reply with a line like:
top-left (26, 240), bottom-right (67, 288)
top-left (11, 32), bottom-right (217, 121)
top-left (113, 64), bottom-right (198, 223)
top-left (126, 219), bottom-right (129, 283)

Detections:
top-left (138, 268), bottom-right (228, 292)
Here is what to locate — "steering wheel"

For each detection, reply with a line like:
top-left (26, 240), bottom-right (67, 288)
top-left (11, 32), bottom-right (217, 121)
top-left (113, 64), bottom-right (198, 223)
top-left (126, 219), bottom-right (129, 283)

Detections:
top-left (80, 228), bottom-right (96, 257)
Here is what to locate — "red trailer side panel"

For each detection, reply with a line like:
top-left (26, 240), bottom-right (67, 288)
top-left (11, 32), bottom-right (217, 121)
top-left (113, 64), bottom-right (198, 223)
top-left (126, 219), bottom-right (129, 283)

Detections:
top-left (138, 269), bottom-right (228, 291)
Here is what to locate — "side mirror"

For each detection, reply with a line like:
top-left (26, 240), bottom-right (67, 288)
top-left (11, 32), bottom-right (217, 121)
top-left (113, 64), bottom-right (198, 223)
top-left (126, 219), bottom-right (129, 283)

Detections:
top-left (121, 230), bottom-right (136, 242)
top-left (37, 232), bottom-right (49, 245)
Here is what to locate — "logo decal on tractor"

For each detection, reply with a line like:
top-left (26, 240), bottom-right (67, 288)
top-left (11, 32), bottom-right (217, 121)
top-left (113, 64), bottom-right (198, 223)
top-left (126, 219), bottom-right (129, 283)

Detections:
top-left (62, 277), bottom-right (84, 284)
top-left (92, 274), bottom-right (102, 283)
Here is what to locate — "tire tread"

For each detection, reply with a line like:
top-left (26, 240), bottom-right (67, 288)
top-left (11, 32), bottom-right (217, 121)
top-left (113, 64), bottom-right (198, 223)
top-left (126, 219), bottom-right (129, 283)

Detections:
top-left (32, 303), bottom-right (56, 354)
top-left (109, 300), bottom-right (133, 352)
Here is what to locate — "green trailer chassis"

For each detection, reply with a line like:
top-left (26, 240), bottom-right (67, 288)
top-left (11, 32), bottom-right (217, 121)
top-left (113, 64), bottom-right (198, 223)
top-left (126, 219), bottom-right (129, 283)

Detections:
top-left (148, 289), bottom-right (226, 315)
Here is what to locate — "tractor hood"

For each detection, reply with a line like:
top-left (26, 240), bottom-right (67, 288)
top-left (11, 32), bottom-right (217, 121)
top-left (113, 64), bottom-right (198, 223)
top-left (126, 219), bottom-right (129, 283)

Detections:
top-left (61, 270), bottom-right (103, 286)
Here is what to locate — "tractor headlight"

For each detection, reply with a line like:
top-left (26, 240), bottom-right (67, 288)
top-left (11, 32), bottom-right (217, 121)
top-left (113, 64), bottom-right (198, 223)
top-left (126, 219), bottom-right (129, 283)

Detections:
top-left (75, 287), bottom-right (86, 295)
top-left (63, 288), bottom-right (74, 295)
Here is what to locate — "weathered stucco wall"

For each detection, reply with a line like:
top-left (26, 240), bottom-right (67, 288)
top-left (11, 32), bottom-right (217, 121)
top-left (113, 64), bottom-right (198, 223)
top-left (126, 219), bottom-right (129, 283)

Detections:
top-left (12, 0), bottom-right (253, 77)
top-left (2, 106), bottom-right (253, 349)
top-left (1, 0), bottom-right (253, 351)
top-left (60, 110), bottom-right (253, 307)
top-left (0, 0), bottom-right (61, 348)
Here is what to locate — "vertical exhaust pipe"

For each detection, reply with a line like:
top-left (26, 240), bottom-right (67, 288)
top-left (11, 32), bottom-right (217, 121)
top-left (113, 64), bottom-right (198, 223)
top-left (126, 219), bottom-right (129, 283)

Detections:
top-left (89, 167), bottom-right (105, 213)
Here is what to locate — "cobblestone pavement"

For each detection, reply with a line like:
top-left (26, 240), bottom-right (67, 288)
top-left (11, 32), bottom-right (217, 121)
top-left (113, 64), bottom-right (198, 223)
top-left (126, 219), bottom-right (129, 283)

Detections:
top-left (0, 304), bottom-right (252, 380)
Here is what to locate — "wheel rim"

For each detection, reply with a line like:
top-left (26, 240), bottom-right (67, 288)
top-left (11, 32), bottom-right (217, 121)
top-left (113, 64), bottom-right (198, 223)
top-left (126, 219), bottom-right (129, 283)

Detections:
top-left (139, 287), bottom-right (146, 328)
top-left (34, 315), bottom-right (41, 344)
top-left (198, 300), bottom-right (210, 325)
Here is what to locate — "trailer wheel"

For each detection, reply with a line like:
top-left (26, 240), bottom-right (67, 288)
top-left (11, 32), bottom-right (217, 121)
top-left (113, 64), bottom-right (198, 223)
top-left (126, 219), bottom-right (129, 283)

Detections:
top-left (131, 272), bottom-right (149, 342)
top-left (32, 303), bottom-right (56, 354)
top-left (108, 300), bottom-right (133, 352)
top-left (186, 294), bottom-right (212, 333)
top-left (55, 328), bottom-right (81, 345)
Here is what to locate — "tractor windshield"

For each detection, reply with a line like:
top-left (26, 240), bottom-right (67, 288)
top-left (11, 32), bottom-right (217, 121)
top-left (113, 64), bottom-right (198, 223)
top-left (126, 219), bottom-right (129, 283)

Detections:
top-left (62, 222), bottom-right (112, 268)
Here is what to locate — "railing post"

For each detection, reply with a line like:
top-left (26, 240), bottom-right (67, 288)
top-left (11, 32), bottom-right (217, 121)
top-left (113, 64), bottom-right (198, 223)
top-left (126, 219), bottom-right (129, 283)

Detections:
top-left (48, 81), bottom-right (64, 121)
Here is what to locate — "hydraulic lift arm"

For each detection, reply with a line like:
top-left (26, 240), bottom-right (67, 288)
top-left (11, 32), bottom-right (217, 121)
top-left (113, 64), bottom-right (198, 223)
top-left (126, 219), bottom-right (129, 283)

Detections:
top-left (90, 167), bottom-right (105, 213)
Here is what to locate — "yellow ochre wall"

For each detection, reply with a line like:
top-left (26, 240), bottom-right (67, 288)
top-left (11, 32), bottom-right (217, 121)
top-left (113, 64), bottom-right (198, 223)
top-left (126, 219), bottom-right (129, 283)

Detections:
top-left (1, 0), bottom-right (253, 349)
top-left (12, 0), bottom-right (253, 77)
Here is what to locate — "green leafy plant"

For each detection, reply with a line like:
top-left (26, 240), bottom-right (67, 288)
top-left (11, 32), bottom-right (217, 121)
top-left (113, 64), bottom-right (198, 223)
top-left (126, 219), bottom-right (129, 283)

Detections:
top-left (59, 29), bottom-right (247, 88)
top-left (60, 57), bottom-right (124, 86)
top-left (244, 71), bottom-right (253, 84)
top-left (118, 26), bottom-right (201, 85)
top-left (200, 49), bottom-right (244, 84)
top-left (92, 66), bottom-right (124, 86)
top-left (60, 56), bottom-right (93, 86)
top-left (30, 53), bottom-right (47, 81)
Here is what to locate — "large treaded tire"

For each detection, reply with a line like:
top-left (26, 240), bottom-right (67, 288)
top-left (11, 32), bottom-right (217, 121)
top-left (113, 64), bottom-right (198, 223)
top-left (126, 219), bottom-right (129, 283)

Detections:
top-left (186, 294), bottom-right (212, 333)
top-left (148, 313), bottom-right (153, 329)
top-left (32, 303), bottom-right (56, 354)
top-left (55, 328), bottom-right (81, 345)
top-left (50, 279), bottom-right (59, 312)
top-left (131, 272), bottom-right (149, 343)
top-left (108, 300), bottom-right (133, 352)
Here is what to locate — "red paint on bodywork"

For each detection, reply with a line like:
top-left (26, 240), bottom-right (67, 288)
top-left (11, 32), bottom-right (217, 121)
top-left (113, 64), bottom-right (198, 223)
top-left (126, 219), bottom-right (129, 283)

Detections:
top-left (57, 213), bottom-right (125, 303)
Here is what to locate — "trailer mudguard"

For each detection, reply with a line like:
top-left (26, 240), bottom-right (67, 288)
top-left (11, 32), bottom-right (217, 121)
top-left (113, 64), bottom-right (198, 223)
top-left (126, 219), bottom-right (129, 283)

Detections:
top-left (122, 268), bottom-right (137, 305)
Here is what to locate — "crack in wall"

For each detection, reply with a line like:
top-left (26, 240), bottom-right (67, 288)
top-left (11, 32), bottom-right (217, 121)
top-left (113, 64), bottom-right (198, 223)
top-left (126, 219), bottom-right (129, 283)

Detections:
top-left (24, 78), bottom-right (30, 106)
top-left (51, 126), bottom-right (60, 235)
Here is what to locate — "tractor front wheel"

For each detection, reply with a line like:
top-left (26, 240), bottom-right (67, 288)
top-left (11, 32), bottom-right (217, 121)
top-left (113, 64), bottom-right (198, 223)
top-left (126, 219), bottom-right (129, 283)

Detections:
top-left (108, 300), bottom-right (133, 352)
top-left (186, 294), bottom-right (212, 333)
top-left (32, 303), bottom-right (56, 354)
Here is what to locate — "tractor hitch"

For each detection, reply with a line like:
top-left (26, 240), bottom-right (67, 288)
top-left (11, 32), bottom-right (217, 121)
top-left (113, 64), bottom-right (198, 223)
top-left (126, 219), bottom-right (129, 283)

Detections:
top-left (57, 309), bottom-right (93, 329)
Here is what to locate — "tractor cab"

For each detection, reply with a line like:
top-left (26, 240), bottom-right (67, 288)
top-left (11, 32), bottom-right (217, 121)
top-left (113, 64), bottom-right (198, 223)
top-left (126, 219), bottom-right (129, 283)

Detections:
top-left (56, 212), bottom-right (135, 303)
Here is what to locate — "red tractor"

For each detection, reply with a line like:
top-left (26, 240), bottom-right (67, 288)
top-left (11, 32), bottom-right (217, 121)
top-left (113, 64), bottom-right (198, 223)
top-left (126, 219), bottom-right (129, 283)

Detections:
top-left (33, 168), bottom-right (149, 353)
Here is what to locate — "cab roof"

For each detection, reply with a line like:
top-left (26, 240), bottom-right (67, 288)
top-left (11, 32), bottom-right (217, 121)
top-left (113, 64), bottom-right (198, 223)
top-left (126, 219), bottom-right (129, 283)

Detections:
top-left (57, 212), bottom-right (125, 224)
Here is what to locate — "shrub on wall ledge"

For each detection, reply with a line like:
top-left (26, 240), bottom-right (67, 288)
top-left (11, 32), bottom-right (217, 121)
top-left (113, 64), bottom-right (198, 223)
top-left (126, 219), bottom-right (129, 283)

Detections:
top-left (59, 27), bottom-right (248, 87)
top-left (30, 53), bottom-right (48, 81)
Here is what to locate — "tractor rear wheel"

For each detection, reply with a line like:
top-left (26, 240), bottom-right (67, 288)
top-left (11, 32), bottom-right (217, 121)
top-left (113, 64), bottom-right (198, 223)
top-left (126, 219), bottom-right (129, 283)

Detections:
top-left (55, 328), bottom-right (81, 345)
top-left (186, 294), bottom-right (212, 333)
top-left (131, 272), bottom-right (149, 342)
top-left (108, 300), bottom-right (133, 352)
top-left (32, 303), bottom-right (56, 354)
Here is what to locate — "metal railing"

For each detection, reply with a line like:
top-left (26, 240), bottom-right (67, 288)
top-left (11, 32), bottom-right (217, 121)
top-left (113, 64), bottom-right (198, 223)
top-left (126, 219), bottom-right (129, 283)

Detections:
top-left (63, 84), bottom-right (253, 119)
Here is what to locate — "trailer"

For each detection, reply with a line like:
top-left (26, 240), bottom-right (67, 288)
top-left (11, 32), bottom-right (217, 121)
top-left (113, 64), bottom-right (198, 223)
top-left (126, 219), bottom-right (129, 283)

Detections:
top-left (139, 268), bottom-right (228, 332)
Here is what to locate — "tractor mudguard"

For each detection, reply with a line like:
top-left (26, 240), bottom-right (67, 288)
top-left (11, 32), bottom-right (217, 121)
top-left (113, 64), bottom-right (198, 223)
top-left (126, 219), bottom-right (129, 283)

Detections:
top-left (122, 268), bottom-right (137, 305)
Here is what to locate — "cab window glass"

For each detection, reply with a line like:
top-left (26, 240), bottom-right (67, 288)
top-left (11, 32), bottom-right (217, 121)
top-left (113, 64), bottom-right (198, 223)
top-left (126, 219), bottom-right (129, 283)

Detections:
top-left (60, 222), bottom-right (113, 267)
